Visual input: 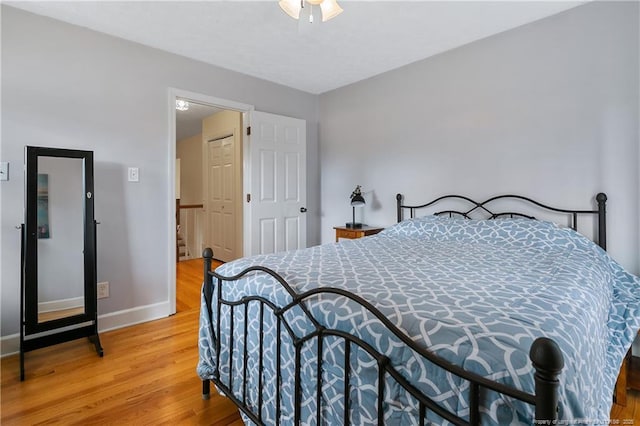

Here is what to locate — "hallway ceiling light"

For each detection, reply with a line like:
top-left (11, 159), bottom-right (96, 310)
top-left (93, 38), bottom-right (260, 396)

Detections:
top-left (176, 99), bottom-right (190, 111)
top-left (279, 0), bottom-right (343, 23)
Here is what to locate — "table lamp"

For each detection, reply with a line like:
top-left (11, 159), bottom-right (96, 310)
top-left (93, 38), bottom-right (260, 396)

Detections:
top-left (346, 185), bottom-right (365, 228)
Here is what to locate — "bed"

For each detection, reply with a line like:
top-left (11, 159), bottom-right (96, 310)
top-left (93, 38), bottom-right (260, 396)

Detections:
top-left (197, 192), bottom-right (640, 425)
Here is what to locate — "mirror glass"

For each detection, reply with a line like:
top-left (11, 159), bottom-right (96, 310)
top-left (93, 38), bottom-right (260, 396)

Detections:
top-left (36, 156), bottom-right (85, 323)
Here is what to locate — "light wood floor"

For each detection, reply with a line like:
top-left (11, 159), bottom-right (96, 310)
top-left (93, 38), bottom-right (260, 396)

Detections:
top-left (1, 258), bottom-right (241, 425)
top-left (176, 257), bottom-right (222, 313)
top-left (38, 306), bottom-right (85, 323)
top-left (2, 258), bottom-right (638, 424)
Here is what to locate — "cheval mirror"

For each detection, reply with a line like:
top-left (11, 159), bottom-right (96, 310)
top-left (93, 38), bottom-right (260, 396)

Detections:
top-left (20, 146), bottom-right (102, 380)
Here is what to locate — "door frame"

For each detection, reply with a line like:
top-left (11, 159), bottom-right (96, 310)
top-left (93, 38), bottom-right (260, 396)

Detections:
top-left (167, 88), bottom-right (254, 314)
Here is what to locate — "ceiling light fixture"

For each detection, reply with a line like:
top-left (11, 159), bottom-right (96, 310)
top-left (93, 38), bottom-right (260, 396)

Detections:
top-left (175, 99), bottom-right (189, 111)
top-left (279, 0), bottom-right (343, 23)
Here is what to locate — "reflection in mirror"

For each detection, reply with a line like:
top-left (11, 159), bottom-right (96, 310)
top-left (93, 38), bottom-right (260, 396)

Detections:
top-left (36, 156), bottom-right (85, 323)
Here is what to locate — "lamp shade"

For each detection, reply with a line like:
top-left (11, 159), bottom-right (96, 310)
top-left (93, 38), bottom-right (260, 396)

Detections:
top-left (351, 193), bottom-right (365, 206)
top-left (279, 0), bottom-right (302, 19)
top-left (350, 185), bottom-right (365, 206)
top-left (320, 0), bottom-right (343, 22)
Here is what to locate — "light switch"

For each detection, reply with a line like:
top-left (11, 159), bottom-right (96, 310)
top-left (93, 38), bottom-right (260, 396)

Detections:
top-left (0, 162), bottom-right (8, 181)
top-left (128, 167), bottom-right (139, 182)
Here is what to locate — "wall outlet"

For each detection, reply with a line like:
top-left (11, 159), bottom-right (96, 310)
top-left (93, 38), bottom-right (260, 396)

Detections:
top-left (97, 281), bottom-right (110, 299)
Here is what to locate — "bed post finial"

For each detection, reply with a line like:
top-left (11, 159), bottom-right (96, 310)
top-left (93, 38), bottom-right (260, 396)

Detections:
top-left (396, 194), bottom-right (403, 223)
top-left (530, 337), bottom-right (564, 422)
top-left (203, 248), bottom-right (214, 275)
top-left (596, 193), bottom-right (607, 250)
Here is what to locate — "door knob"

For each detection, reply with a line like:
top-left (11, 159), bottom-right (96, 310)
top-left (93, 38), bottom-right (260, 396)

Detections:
top-left (300, 207), bottom-right (307, 213)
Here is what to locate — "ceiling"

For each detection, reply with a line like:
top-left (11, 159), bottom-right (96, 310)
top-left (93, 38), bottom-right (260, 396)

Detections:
top-left (6, 1), bottom-right (585, 95)
top-left (176, 102), bottom-right (221, 141)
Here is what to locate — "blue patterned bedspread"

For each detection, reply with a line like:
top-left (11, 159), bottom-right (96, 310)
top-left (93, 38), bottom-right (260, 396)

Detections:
top-left (198, 217), bottom-right (640, 425)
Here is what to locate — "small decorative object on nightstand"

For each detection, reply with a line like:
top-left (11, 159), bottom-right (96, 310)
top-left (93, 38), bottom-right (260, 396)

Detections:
top-left (347, 185), bottom-right (365, 228)
top-left (334, 225), bottom-right (384, 242)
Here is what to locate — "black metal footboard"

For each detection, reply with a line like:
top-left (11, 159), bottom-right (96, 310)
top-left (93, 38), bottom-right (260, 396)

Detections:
top-left (200, 249), bottom-right (564, 425)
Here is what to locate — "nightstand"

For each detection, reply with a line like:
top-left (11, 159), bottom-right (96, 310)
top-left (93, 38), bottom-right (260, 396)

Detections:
top-left (334, 225), bottom-right (384, 242)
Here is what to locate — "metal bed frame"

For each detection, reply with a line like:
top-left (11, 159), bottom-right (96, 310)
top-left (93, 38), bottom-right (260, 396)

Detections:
top-left (201, 192), bottom-right (608, 425)
top-left (396, 193), bottom-right (607, 251)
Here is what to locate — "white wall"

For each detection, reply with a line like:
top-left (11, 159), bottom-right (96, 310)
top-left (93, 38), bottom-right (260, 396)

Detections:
top-left (320, 1), bottom-right (639, 277)
top-left (0, 6), bottom-right (320, 341)
top-left (177, 134), bottom-right (205, 260)
top-left (176, 133), bottom-right (203, 205)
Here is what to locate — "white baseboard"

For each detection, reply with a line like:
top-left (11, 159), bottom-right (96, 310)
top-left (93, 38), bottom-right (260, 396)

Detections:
top-left (0, 301), bottom-right (172, 357)
top-left (38, 296), bottom-right (84, 313)
top-left (98, 301), bottom-right (171, 333)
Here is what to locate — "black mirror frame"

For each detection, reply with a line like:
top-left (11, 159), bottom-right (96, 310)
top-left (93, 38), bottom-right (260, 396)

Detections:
top-left (20, 146), bottom-right (102, 380)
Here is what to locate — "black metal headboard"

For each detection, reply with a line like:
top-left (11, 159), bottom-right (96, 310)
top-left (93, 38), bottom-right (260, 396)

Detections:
top-left (396, 193), bottom-right (608, 250)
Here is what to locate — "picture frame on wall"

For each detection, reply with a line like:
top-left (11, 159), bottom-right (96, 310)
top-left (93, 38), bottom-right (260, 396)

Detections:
top-left (37, 173), bottom-right (50, 239)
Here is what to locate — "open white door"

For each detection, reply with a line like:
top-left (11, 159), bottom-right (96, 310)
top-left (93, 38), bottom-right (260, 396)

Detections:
top-left (246, 111), bottom-right (307, 255)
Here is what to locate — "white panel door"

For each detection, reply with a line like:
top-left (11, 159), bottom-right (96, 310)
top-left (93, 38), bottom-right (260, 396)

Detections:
top-left (248, 111), bottom-right (306, 255)
top-left (207, 135), bottom-right (238, 262)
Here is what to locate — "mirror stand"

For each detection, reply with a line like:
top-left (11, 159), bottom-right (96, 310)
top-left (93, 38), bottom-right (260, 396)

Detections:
top-left (20, 147), bottom-right (103, 381)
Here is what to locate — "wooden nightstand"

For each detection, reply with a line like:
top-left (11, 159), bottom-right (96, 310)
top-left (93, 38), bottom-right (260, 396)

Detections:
top-left (614, 333), bottom-right (640, 407)
top-left (334, 225), bottom-right (384, 242)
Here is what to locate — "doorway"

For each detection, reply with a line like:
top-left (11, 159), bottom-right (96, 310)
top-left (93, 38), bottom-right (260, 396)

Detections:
top-left (175, 101), bottom-right (221, 263)
top-left (175, 101), bottom-right (235, 312)
top-left (168, 89), bottom-right (309, 315)
top-left (169, 90), bottom-right (254, 314)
